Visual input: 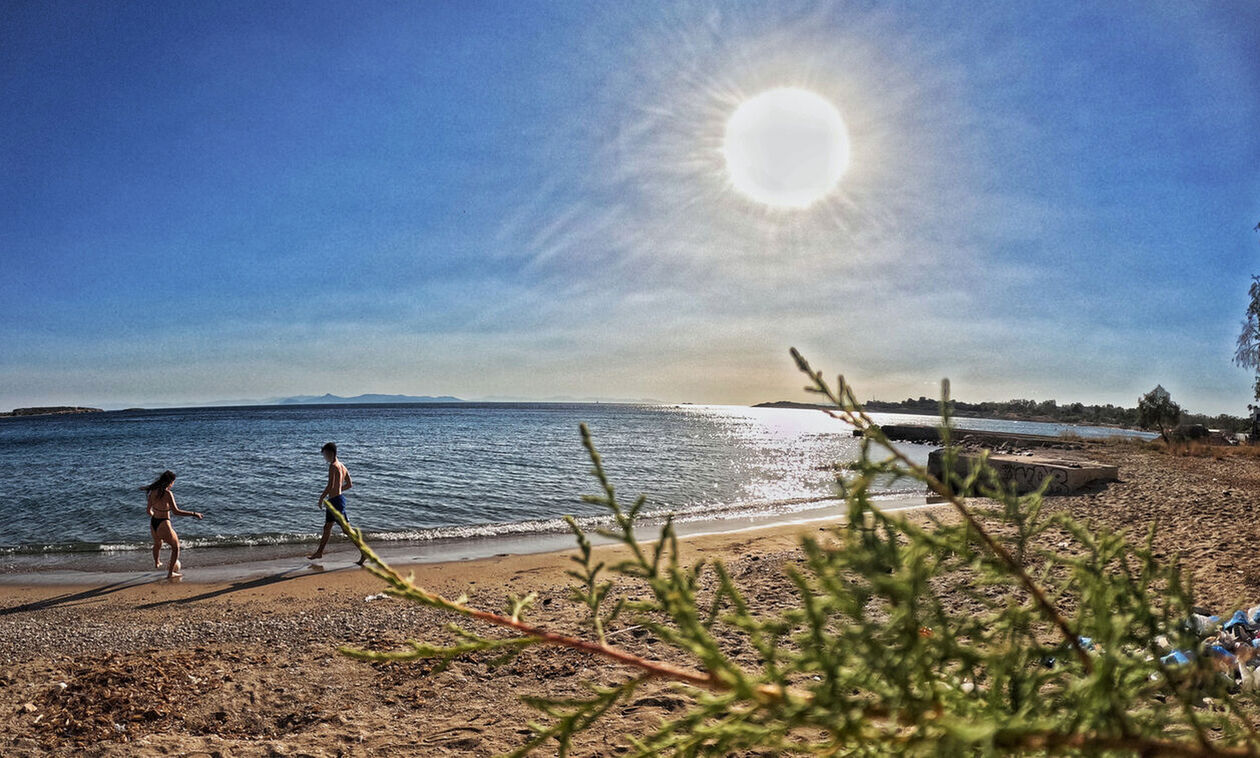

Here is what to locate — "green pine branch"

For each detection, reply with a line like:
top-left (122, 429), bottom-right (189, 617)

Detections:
top-left (325, 349), bottom-right (1260, 757)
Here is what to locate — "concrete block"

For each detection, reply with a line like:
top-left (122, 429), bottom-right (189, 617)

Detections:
top-left (927, 449), bottom-right (1118, 495)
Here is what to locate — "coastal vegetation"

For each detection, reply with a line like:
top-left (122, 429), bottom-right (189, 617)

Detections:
top-left (1136, 385), bottom-right (1182, 442)
top-left (757, 396), bottom-right (1252, 434)
top-left (0, 406), bottom-right (102, 418)
top-left (335, 351), bottom-right (1260, 756)
top-left (1235, 270), bottom-right (1260, 409)
top-left (1233, 223), bottom-right (1260, 437)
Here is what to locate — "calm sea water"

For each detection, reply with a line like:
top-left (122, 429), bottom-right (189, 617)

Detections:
top-left (0, 403), bottom-right (1146, 563)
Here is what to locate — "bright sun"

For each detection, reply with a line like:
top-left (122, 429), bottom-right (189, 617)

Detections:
top-left (722, 87), bottom-right (850, 210)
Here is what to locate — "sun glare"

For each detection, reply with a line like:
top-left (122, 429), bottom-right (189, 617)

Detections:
top-left (722, 87), bottom-right (850, 210)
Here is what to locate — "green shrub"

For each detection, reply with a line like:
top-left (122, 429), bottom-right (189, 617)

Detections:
top-left (329, 350), bottom-right (1259, 756)
top-left (1137, 386), bottom-right (1182, 443)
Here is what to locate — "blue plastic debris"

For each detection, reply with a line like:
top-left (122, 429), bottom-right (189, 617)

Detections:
top-left (1161, 650), bottom-right (1194, 666)
top-left (1224, 610), bottom-right (1252, 631)
top-left (1208, 644), bottom-right (1238, 663)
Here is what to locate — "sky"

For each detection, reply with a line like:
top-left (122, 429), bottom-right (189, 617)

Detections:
top-left (2, 1), bottom-right (1259, 414)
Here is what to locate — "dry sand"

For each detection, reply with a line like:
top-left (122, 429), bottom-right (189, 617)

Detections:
top-left (2, 442), bottom-right (1258, 756)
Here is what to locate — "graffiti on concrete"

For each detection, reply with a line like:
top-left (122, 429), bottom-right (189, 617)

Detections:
top-left (926, 449), bottom-right (1116, 496)
top-left (992, 463), bottom-right (1070, 494)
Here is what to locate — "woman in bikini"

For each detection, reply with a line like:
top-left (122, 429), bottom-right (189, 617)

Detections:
top-left (142, 470), bottom-right (203, 579)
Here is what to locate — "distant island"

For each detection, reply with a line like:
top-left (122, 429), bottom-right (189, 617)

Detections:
top-left (755, 397), bottom-right (1253, 434)
top-left (0, 406), bottom-right (103, 418)
top-left (277, 393), bottom-right (463, 405)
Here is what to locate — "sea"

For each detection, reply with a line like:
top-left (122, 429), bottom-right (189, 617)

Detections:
top-left (0, 403), bottom-right (1152, 582)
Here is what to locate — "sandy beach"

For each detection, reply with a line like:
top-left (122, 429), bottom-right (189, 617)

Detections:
top-left (3, 441), bottom-right (1259, 756)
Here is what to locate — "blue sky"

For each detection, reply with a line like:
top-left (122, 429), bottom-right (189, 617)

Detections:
top-left (2, 1), bottom-right (1258, 414)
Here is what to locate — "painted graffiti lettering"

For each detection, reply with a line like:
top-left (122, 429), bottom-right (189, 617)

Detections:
top-left (926, 450), bottom-right (1116, 496)
top-left (994, 464), bottom-right (1070, 494)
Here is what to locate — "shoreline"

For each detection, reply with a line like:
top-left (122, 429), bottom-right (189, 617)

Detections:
top-left (0, 492), bottom-right (931, 586)
top-left (0, 507), bottom-right (930, 638)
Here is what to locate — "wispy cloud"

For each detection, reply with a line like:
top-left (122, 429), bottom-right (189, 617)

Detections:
top-left (2, 1), bottom-right (1257, 413)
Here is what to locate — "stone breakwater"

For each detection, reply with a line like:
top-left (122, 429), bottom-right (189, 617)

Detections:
top-left (856, 424), bottom-right (1090, 448)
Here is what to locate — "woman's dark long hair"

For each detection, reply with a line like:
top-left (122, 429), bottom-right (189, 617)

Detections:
top-left (141, 470), bottom-right (176, 494)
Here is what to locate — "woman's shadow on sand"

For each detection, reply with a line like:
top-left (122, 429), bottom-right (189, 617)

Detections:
top-left (0, 576), bottom-right (152, 616)
top-left (0, 564), bottom-right (356, 616)
top-left (134, 565), bottom-right (356, 610)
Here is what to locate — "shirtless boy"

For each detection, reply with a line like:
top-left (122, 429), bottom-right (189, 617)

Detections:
top-left (308, 442), bottom-right (366, 565)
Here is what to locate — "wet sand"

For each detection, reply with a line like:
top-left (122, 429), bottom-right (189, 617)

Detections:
top-left (2, 442), bottom-right (1258, 756)
top-left (0, 493), bottom-right (928, 586)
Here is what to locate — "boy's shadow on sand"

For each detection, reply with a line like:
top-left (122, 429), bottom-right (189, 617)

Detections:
top-left (0, 576), bottom-right (152, 616)
top-left (1, 563), bottom-right (356, 615)
top-left (135, 565), bottom-right (355, 610)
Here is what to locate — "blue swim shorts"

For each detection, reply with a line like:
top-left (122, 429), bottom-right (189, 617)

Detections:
top-left (325, 494), bottom-right (347, 524)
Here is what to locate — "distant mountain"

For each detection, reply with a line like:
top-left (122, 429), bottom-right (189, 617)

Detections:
top-left (474, 395), bottom-right (665, 404)
top-left (277, 393), bottom-right (463, 405)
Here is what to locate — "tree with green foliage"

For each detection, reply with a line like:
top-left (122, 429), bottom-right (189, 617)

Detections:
top-left (1234, 270), bottom-right (1260, 439)
top-left (1137, 384), bottom-right (1181, 442)
top-left (1239, 276), bottom-right (1260, 384)
top-left (1235, 223), bottom-right (1260, 439)
top-left (328, 350), bottom-right (1260, 756)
